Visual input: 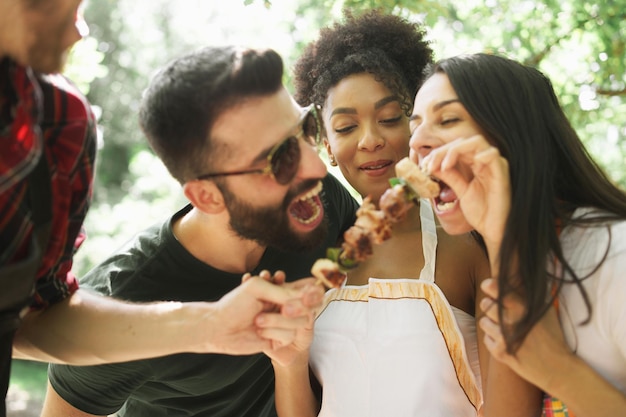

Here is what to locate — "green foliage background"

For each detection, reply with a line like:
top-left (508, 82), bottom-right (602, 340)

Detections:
top-left (67, 0), bottom-right (625, 276)
top-left (7, 1), bottom-right (626, 412)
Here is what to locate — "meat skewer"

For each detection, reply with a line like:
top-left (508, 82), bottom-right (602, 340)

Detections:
top-left (311, 157), bottom-right (440, 288)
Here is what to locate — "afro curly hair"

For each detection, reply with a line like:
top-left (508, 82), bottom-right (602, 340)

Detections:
top-left (293, 9), bottom-right (433, 117)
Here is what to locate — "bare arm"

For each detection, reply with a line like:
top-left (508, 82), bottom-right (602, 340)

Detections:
top-left (13, 277), bottom-right (323, 365)
top-left (255, 274), bottom-right (319, 417)
top-left (474, 265), bottom-right (542, 416)
top-left (480, 278), bottom-right (626, 417)
top-left (481, 352), bottom-right (543, 417)
top-left (41, 381), bottom-right (104, 417)
top-left (542, 353), bottom-right (626, 417)
top-left (272, 355), bottom-right (319, 417)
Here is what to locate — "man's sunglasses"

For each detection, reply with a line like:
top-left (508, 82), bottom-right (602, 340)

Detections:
top-left (196, 104), bottom-right (321, 185)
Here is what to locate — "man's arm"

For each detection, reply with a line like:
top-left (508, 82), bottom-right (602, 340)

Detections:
top-left (31, 72), bottom-right (96, 309)
top-left (13, 277), bottom-right (323, 365)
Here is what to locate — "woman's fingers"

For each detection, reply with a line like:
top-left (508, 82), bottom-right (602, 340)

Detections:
top-left (479, 315), bottom-right (508, 359)
top-left (257, 327), bottom-right (297, 349)
top-left (480, 296), bottom-right (499, 322)
top-left (480, 277), bottom-right (528, 332)
top-left (256, 310), bottom-right (314, 348)
top-left (256, 310), bottom-right (314, 330)
top-left (480, 277), bottom-right (499, 298)
top-left (423, 135), bottom-right (493, 172)
top-left (240, 273), bottom-right (324, 316)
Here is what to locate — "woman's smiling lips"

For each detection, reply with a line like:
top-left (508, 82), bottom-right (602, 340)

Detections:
top-left (359, 159), bottom-right (394, 177)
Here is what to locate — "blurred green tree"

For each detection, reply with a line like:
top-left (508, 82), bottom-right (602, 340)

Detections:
top-left (11, 1), bottom-right (622, 412)
top-left (283, 0), bottom-right (626, 184)
top-left (66, 0), bottom-right (626, 275)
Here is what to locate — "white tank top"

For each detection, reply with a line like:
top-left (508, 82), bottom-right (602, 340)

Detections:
top-left (309, 199), bottom-right (483, 417)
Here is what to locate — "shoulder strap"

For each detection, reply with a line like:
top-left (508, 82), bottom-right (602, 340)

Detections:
top-left (419, 198), bottom-right (438, 282)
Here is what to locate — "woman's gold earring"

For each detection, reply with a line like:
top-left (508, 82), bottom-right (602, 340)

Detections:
top-left (329, 155), bottom-right (337, 166)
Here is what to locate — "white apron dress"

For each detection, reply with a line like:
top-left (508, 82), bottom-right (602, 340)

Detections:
top-left (309, 199), bottom-right (483, 417)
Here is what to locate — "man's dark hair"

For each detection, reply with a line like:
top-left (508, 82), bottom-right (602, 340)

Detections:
top-left (139, 46), bottom-right (284, 183)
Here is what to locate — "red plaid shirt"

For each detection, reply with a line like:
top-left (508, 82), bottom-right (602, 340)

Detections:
top-left (0, 58), bottom-right (96, 309)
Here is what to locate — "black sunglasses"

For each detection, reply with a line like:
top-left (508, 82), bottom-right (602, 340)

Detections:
top-left (196, 104), bottom-right (321, 185)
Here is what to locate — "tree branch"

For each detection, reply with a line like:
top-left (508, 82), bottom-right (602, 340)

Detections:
top-left (595, 87), bottom-right (626, 97)
top-left (524, 15), bottom-right (596, 67)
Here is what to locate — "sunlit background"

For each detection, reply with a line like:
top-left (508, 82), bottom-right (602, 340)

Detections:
top-left (8, 0), bottom-right (625, 415)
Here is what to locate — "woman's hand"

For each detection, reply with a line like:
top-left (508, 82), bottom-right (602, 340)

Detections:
top-left (422, 135), bottom-right (511, 251)
top-left (478, 278), bottom-right (570, 391)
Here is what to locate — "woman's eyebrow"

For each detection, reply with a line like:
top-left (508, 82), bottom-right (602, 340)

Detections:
top-left (410, 98), bottom-right (462, 121)
top-left (433, 98), bottom-right (461, 111)
top-left (330, 107), bottom-right (356, 117)
top-left (330, 95), bottom-right (400, 117)
top-left (374, 95), bottom-right (400, 110)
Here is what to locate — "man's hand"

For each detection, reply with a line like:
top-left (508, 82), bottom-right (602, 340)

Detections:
top-left (202, 274), bottom-right (322, 355)
top-left (258, 278), bottom-right (321, 367)
top-left (241, 270), bottom-right (322, 366)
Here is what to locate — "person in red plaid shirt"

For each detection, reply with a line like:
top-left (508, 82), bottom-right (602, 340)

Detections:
top-left (0, 2), bottom-right (325, 415)
top-left (1, 2), bottom-right (93, 413)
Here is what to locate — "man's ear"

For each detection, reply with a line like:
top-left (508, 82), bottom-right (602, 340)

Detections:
top-left (183, 180), bottom-right (225, 214)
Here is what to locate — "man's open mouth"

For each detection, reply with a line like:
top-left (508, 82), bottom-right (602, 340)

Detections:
top-left (289, 181), bottom-right (324, 226)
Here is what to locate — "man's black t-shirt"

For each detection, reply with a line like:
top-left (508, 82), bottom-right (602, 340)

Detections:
top-left (48, 174), bottom-right (357, 417)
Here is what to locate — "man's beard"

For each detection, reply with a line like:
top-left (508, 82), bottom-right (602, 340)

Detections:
top-left (219, 181), bottom-right (328, 253)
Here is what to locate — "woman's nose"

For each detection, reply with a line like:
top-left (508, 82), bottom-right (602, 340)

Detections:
top-left (409, 125), bottom-right (434, 159)
top-left (358, 125), bottom-right (384, 151)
